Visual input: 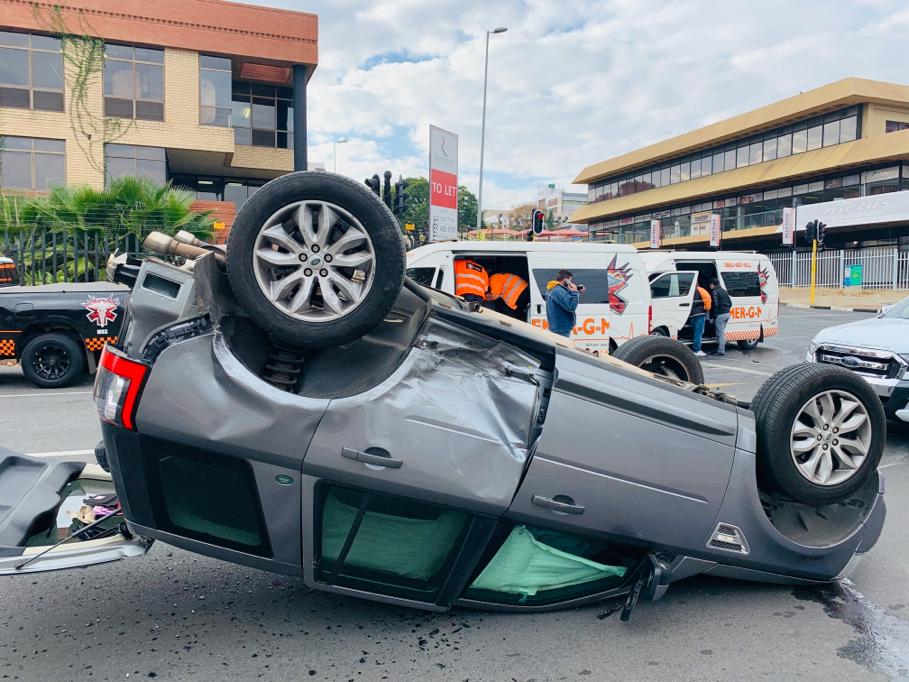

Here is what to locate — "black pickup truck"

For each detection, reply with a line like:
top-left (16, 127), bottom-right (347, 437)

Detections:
top-left (0, 282), bottom-right (129, 388)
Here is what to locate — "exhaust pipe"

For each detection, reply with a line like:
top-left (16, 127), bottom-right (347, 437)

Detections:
top-left (173, 230), bottom-right (206, 247)
top-left (143, 231), bottom-right (224, 263)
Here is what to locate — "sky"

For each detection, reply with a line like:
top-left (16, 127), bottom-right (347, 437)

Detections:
top-left (251, 0), bottom-right (909, 209)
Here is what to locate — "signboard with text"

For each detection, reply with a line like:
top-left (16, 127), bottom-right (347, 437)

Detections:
top-left (781, 207), bottom-right (795, 245)
top-left (428, 125), bottom-right (458, 242)
top-left (649, 219), bottom-right (661, 248)
top-left (709, 214), bottom-right (722, 247)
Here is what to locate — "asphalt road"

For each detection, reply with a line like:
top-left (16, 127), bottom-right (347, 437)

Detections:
top-left (1, 307), bottom-right (907, 681)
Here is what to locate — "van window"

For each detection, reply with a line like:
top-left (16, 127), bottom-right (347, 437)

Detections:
top-left (721, 271), bottom-right (761, 297)
top-left (406, 267), bottom-right (436, 287)
top-left (650, 272), bottom-right (695, 298)
top-left (531, 269), bottom-right (610, 304)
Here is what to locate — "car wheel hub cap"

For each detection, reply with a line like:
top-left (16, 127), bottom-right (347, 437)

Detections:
top-left (252, 200), bottom-right (376, 323)
top-left (790, 389), bottom-right (871, 486)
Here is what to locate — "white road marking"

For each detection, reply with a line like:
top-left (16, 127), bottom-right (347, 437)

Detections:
top-left (702, 363), bottom-right (773, 377)
top-left (24, 449), bottom-right (94, 459)
top-left (0, 391), bottom-right (92, 399)
top-left (879, 456), bottom-right (906, 470)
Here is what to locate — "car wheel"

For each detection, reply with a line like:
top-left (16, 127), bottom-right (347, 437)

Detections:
top-left (750, 363), bottom-right (885, 504)
top-left (649, 327), bottom-right (669, 337)
top-left (20, 333), bottom-right (86, 389)
top-left (611, 335), bottom-right (704, 384)
top-left (737, 339), bottom-right (760, 351)
top-left (226, 172), bottom-right (405, 349)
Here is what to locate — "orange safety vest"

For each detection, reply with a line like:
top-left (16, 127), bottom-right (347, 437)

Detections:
top-left (488, 273), bottom-right (528, 310)
top-left (697, 286), bottom-right (712, 311)
top-left (454, 259), bottom-right (489, 298)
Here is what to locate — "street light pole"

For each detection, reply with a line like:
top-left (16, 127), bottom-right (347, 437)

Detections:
top-left (476, 27), bottom-right (507, 231)
top-left (333, 137), bottom-right (348, 173)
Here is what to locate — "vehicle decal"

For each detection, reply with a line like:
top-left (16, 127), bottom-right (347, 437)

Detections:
top-left (84, 336), bottom-right (118, 352)
top-left (757, 265), bottom-right (770, 303)
top-left (82, 295), bottom-right (121, 330)
top-left (0, 339), bottom-right (14, 356)
top-left (730, 305), bottom-right (763, 320)
top-left (606, 256), bottom-right (633, 315)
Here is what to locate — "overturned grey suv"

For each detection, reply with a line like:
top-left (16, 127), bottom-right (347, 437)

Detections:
top-left (0, 173), bottom-right (887, 617)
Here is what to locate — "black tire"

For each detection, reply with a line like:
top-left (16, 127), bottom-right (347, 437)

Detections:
top-left (737, 339), bottom-right (760, 351)
top-left (94, 440), bottom-right (110, 473)
top-left (21, 332), bottom-right (86, 389)
top-left (612, 335), bottom-right (704, 384)
top-left (650, 327), bottom-right (669, 337)
top-left (226, 172), bottom-right (405, 349)
top-left (750, 363), bottom-right (885, 505)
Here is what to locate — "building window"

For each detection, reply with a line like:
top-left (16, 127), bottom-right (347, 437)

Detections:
top-left (105, 144), bottom-right (166, 185)
top-left (0, 31), bottom-right (64, 112)
top-left (103, 44), bottom-right (164, 121)
top-left (0, 136), bottom-right (65, 191)
top-left (886, 120), bottom-right (909, 134)
top-left (200, 55), bottom-right (231, 126)
top-left (231, 82), bottom-right (293, 148)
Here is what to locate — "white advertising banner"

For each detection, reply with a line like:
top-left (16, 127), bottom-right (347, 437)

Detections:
top-left (795, 191), bottom-right (909, 231)
top-left (690, 211), bottom-right (711, 237)
top-left (428, 125), bottom-right (458, 242)
top-left (649, 219), bottom-right (661, 248)
top-left (781, 206), bottom-right (795, 245)
top-left (709, 214), bottom-right (722, 247)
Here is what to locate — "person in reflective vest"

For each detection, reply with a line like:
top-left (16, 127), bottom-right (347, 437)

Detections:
top-left (486, 272), bottom-right (529, 313)
top-left (454, 259), bottom-right (489, 303)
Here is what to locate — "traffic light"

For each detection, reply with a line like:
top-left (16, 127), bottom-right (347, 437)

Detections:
top-left (817, 221), bottom-right (827, 246)
top-left (395, 176), bottom-right (407, 219)
top-left (532, 209), bottom-right (545, 235)
top-left (804, 219), bottom-right (818, 243)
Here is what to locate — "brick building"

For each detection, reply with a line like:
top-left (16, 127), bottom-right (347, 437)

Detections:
top-left (0, 0), bottom-right (318, 238)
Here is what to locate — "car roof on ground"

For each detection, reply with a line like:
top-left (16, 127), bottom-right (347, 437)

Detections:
top-left (0, 282), bottom-right (129, 294)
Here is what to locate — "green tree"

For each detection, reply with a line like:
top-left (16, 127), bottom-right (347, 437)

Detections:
top-left (0, 177), bottom-right (212, 284)
top-left (545, 209), bottom-right (557, 230)
top-left (400, 176), bottom-right (429, 234)
top-left (457, 186), bottom-right (478, 235)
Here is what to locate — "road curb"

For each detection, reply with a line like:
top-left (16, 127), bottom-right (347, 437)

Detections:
top-left (781, 302), bottom-right (881, 313)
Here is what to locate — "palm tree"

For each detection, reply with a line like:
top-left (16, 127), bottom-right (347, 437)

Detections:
top-left (0, 177), bottom-right (213, 284)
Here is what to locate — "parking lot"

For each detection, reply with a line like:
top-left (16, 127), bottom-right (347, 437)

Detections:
top-left (1, 306), bottom-right (907, 681)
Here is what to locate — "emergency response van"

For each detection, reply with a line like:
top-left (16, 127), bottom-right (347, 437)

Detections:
top-left (406, 241), bottom-right (698, 353)
top-left (640, 251), bottom-right (780, 350)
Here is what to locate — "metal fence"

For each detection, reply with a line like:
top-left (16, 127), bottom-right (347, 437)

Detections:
top-left (0, 229), bottom-right (143, 285)
top-left (768, 247), bottom-right (909, 290)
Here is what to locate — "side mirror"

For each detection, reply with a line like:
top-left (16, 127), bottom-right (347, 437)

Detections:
top-left (878, 304), bottom-right (891, 317)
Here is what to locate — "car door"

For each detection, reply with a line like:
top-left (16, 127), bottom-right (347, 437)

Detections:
top-left (506, 349), bottom-right (739, 551)
top-left (649, 271), bottom-right (698, 337)
top-left (0, 448), bottom-right (152, 575)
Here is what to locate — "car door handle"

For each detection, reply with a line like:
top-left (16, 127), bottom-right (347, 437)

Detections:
top-left (532, 494), bottom-right (585, 514)
top-left (341, 447), bottom-right (403, 469)
top-left (678, 302), bottom-right (689, 307)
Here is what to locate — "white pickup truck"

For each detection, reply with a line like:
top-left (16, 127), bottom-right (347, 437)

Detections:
top-left (808, 295), bottom-right (909, 423)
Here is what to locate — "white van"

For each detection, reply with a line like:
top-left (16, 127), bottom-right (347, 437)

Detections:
top-left (406, 241), bottom-right (698, 353)
top-left (640, 251), bottom-right (780, 350)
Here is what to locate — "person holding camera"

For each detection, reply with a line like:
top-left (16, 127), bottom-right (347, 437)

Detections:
top-left (545, 269), bottom-right (584, 338)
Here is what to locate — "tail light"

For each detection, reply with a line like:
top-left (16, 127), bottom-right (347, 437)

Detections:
top-left (94, 345), bottom-right (149, 431)
top-left (647, 305), bottom-right (653, 334)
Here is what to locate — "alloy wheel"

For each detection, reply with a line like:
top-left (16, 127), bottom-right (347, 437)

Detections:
top-left (789, 389), bottom-right (871, 486)
top-left (252, 200), bottom-right (376, 322)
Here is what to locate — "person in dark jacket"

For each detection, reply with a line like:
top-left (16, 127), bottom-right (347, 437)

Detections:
top-left (688, 282), bottom-right (712, 356)
top-left (709, 277), bottom-right (732, 356)
top-left (545, 270), bottom-right (582, 338)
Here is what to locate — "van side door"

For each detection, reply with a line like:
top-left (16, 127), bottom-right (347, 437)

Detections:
top-left (649, 271), bottom-right (697, 338)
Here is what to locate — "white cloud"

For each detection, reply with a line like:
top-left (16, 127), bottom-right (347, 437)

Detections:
top-left (256, 0), bottom-right (907, 206)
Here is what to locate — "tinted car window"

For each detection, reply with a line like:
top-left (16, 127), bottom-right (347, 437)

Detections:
top-left (650, 272), bottom-right (695, 298)
top-left (721, 271), bottom-right (761, 297)
top-left (532, 268), bottom-right (610, 304)
top-left (406, 267), bottom-right (436, 287)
